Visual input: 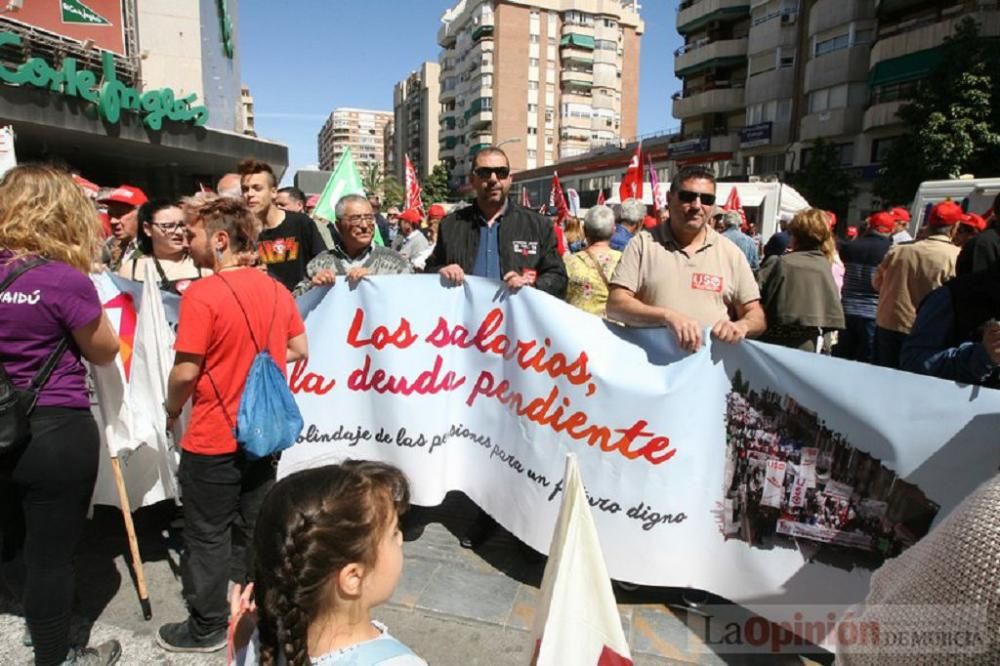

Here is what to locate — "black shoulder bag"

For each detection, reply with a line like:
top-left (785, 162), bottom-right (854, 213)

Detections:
top-left (0, 258), bottom-right (70, 453)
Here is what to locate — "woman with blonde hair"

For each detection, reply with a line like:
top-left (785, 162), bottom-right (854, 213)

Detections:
top-left (757, 208), bottom-right (845, 352)
top-left (563, 216), bottom-right (586, 254)
top-left (0, 165), bottom-right (122, 665)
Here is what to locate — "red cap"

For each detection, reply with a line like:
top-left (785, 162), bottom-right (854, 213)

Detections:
top-left (928, 201), bottom-right (964, 227)
top-left (305, 194), bottom-right (319, 208)
top-left (868, 212), bottom-right (896, 234)
top-left (427, 204), bottom-right (447, 220)
top-left (99, 185), bottom-right (148, 207)
top-left (961, 213), bottom-right (987, 232)
top-left (826, 211), bottom-right (837, 229)
top-left (643, 215), bottom-right (657, 229)
top-left (399, 208), bottom-right (422, 223)
top-left (846, 226), bottom-right (859, 240)
top-left (890, 207), bottom-right (911, 222)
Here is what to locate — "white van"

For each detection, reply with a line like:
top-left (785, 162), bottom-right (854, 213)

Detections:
top-left (908, 177), bottom-right (1000, 236)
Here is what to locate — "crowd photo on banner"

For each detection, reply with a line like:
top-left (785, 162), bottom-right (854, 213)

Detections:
top-left (1, 94), bottom-right (1000, 664)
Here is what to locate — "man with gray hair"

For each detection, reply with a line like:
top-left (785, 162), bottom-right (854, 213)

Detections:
top-left (716, 209), bottom-right (759, 272)
top-left (294, 193), bottom-right (411, 296)
top-left (564, 204), bottom-right (622, 316)
top-left (216, 173), bottom-right (242, 198)
top-left (610, 197), bottom-right (646, 251)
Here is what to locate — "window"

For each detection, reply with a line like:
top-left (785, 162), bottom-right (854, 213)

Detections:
top-left (854, 28), bottom-right (874, 45)
top-left (801, 142), bottom-right (853, 168)
top-left (871, 137), bottom-right (897, 163)
top-left (527, 149), bottom-right (537, 158)
top-left (548, 36), bottom-right (556, 45)
top-left (808, 83), bottom-right (848, 113)
top-left (529, 57), bottom-right (539, 66)
top-left (529, 34), bottom-right (540, 43)
top-left (528, 81), bottom-right (539, 90)
top-left (815, 33), bottom-right (849, 56)
top-left (528, 103), bottom-right (538, 112)
top-left (528, 127), bottom-right (538, 135)
top-left (754, 153), bottom-right (786, 174)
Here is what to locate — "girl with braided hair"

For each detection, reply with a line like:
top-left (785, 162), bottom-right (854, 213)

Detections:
top-left (229, 461), bottom-right (427, 666)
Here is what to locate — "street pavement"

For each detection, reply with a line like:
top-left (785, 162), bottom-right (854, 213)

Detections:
top-left (0, 493), bottom-right (831, 665)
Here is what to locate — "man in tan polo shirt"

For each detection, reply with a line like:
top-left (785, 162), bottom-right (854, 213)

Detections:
top-left (607, 165), bottom-right (766, 352)
top-left (873, 200), bottom-right (962, 369)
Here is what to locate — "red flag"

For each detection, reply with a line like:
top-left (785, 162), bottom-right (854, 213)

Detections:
top-left (618, 142), bottom-right (643, 201)
top-left (723, 186), bottom-right (747, 230)
top-left (596, 189), bottom-right (606, 206)
top-left (521, 187), bottom-right (531, 208)
top-left (549, 171), bottom-right (570, 222)
top-left (404, 155), bottom-right (424, 213)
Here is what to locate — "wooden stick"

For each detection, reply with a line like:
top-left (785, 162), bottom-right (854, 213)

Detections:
top-left (110, 456), bottom-right (153, 620)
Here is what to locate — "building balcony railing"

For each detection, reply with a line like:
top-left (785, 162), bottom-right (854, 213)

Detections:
top-left (862, 100), bottom-right (904, 132)
top-left (677, 0), bottom-right (751, 35)
top-left (560, 69), bottom-right (594, 85)
top-left (675, 37), bottom-right (748, 77)
top-left (870, 11), bottom-right (1000, 68)
top-left (799, 106), bottom-right (864, 142)
top-left (671, 85), bottom-right (745, 118)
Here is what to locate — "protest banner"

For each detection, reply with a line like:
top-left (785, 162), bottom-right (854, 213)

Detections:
top-left (277, 275), bottom-right (1000, 621)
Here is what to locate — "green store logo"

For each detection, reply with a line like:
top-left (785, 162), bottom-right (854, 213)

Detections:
top-left (0, 31), bottom-right (209, 130)
top-left (62, 0), bottom-right (110, 26)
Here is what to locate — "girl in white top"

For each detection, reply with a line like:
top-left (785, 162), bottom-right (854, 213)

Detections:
top-left (229, 461), bottom-right (426, 666)
top-left (118, 199), bottom-right (209, 295)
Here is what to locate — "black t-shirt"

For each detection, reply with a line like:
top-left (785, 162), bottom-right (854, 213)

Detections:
top-left (257, 211), bottom-right (327, 291)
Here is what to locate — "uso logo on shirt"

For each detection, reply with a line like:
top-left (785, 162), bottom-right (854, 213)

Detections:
top-left (691, 273), bottom-right (723, 293)
top-left (512, 241), bottom-right (539, 256)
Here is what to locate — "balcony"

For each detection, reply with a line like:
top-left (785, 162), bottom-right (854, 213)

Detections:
top-left (472, 23), bottom-right (494, 42)
top-left (748, 10), bottom-right (798, 55)
top-left (863, 100), bottom-right (904, 132)
top-left (870, 12), bottom-right (1000, 68)
top-left (800, 106), bottom-right (863, 141)
top-left (745, 66), bottom-right (795, 105)
top-left (561, 22), bottom-right (595, 39)
top-left (675, 37), bottom-right (748, 78)
top-left (677, 0), bottom-right (750, 35)
top-left (709, 132), bottom-right (739, 154)
top-left (808, 0), bottom-right (875, 38)
top-left (562, 46), bottom-right (594, 65)
top-left (672, 86), bottom-right (745, 118)
top-left (465, 109), bottom-right (492, 129)
top-left (560, 33), bottom-right (595, 50)
top-left (804, 44), bottom-right (871, 92)
top-left (561, 69), bottom-right (594, 86)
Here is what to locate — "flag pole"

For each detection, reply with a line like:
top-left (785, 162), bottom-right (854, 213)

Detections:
top-left (110, 455), bottom-right (153, 620)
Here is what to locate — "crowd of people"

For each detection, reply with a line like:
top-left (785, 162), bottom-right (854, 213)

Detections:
top-left (0, 144), bottom-right (998, 665)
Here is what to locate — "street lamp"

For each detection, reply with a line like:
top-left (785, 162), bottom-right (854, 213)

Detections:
top-left (495, 137), bottom-right (521, 149)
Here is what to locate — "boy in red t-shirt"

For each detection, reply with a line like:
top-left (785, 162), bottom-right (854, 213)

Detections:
top-left (157, 197), bottom-right (308, 654)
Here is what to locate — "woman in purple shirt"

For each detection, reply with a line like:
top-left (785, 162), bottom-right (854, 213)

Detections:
top-left (0, 165), bottom-right (121, 665)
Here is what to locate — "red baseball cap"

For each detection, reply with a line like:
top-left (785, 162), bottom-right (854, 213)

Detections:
top-left (868, 211), bottom-right (896, 234)
top-left (846, 226), bottom-right (859, 240)
top-left (928, 201), bottom-right (964, 227)
top-left (99, 185), bottom-right (148, 207)
top-left (826, 211), bottom-right (837, 229)
top-left (890, 207), bottom-right (910, 222)
top-left (427, 204), bottom-right (447, 220)
top-left (960, 213), bottom-right (987, 232)
top-left (399, 208), bottom-right (422, 223)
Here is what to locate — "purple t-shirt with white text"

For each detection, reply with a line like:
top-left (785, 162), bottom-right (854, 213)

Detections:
top-left (0, 256), bottom-right (102, 408)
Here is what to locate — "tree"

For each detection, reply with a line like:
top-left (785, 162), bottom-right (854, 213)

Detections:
top-left (382, 175), bottom-right (404, 209)
top-left (876, 17), bottom-right (1000, 205)
top-left (788, 138), bottom-right (855, 219)
top-left (362, 163), bottom-right (383, 199)
top-left (421, 162), bottom-right (452, 207)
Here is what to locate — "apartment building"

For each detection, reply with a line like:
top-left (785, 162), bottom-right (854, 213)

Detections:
top-left (393, 62), bottom-right (442, 182)
top-left (438, 0), bottom-right (643, 189)
top-left (317, 108), bottom-right (394, 175)
top-left (673, 0), bottom-right (1000, 217)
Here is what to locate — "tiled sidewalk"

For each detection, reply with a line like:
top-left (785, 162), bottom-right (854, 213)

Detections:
top-left (391, 493), bottom-right (830, 665)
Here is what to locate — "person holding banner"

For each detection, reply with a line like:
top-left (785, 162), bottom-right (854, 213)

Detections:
top-left (0, 165), bottom-right (122, 665)
top-left (607, 165), bottom-right (766, 352)
top-left (157, 197), bottom-right (309, 654)
top-left (425, 146), bottom-right (567, 298)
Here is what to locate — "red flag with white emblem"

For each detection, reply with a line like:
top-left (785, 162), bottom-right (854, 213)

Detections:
top-left (521, 187), bottom-right (531, 208)
top-left (549, 171), bottom-right (570, 222)
top-left (618, 142), bottom-right (643, 202)
top-left (723, 186), bottom-right (747, 230)
top-left (596, 189), bottom-right (606, 206)
top-left (404, 155), bottom-right (424, 213)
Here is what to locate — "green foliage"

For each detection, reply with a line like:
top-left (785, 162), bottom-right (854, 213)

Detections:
top-left (789, 138), bottom-right (855, 219)
top-left (362, 163), bottom-right (383, 199)
top-left (382, 175), bottom-right (404, 209)
top-left (421, 162), bottom-right (452, 206)
top-left (876, 17), bottom-right (1000, 205)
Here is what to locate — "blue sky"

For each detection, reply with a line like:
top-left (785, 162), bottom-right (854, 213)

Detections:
top-left (239, 0), bottom-right (683, 184)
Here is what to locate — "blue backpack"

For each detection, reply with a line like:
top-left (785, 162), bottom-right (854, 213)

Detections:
top-left (207, 276), bottom-right (303, 459)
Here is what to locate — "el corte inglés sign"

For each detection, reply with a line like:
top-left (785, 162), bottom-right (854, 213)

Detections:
top-left (0, 31), bottom-right (209, 130)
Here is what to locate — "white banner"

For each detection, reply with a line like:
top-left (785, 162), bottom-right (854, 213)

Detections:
top-left (278, 275), bottom-right (1000, 612)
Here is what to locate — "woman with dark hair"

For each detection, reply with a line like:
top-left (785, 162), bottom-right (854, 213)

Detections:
top-left (758, 208), bottom-right (845, 352)
top-left (117, 198), bottom-right (209, 294)
top-left (0, 165), bottom-right (121, 665)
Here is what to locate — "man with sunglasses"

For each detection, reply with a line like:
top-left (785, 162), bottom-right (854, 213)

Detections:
top-left (607, 165), bottom-right (766, 352)
top-left (425, 147), bottom-right (567, 298)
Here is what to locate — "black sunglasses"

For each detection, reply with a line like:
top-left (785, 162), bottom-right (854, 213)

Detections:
top-left (473, 166), bottom-right (510, 180)
top-left (676, 190), bottom-right (716, 206)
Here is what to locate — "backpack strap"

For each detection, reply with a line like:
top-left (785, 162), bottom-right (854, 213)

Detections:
top-left (0, 257), bottom-right (47, 293)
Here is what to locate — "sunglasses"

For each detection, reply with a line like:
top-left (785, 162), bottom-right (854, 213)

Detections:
top-left (473, 166), bottom-right (510, 180)
top-left (676, 190), bottom-right (716, 206)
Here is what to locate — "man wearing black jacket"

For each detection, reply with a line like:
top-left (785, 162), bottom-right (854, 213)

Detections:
top-left (425, 147), bottom-right (567, 298)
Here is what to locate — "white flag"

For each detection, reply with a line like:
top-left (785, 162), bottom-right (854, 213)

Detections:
top-left (529, 454), bottom-right (633, 666)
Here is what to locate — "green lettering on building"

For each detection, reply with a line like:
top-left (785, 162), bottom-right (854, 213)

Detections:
top-left (218, 0), bottom-right (234, 59)
top-left (0, 32), bottom-right (209, 129)
top-left (61, 0), bottom-right (110, 26)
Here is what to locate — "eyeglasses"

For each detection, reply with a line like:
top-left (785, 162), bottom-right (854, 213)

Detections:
top-left (150, 222), bottom-right (186, 234)
top-left (343, 214), bottom-right (376, 226)
top-left (676, 190), bottom-right (716, 206)
top-left (473, 166), bottom-right (510, 180)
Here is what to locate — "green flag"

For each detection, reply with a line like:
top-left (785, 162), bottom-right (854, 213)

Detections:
top-left (313, 148), bottom-right (384, 246)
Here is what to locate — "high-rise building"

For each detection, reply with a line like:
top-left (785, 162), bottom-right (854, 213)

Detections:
top-left (672, 0), bottom-right (1000, 218)
top-left (438, 0), bottom-right (643, 189)
top-left (317, 108), bottom-right (394, 175)
top-left (393, 62), bottom-right (442, 182)
top-left (384, 119), bottom-right (396, 183)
